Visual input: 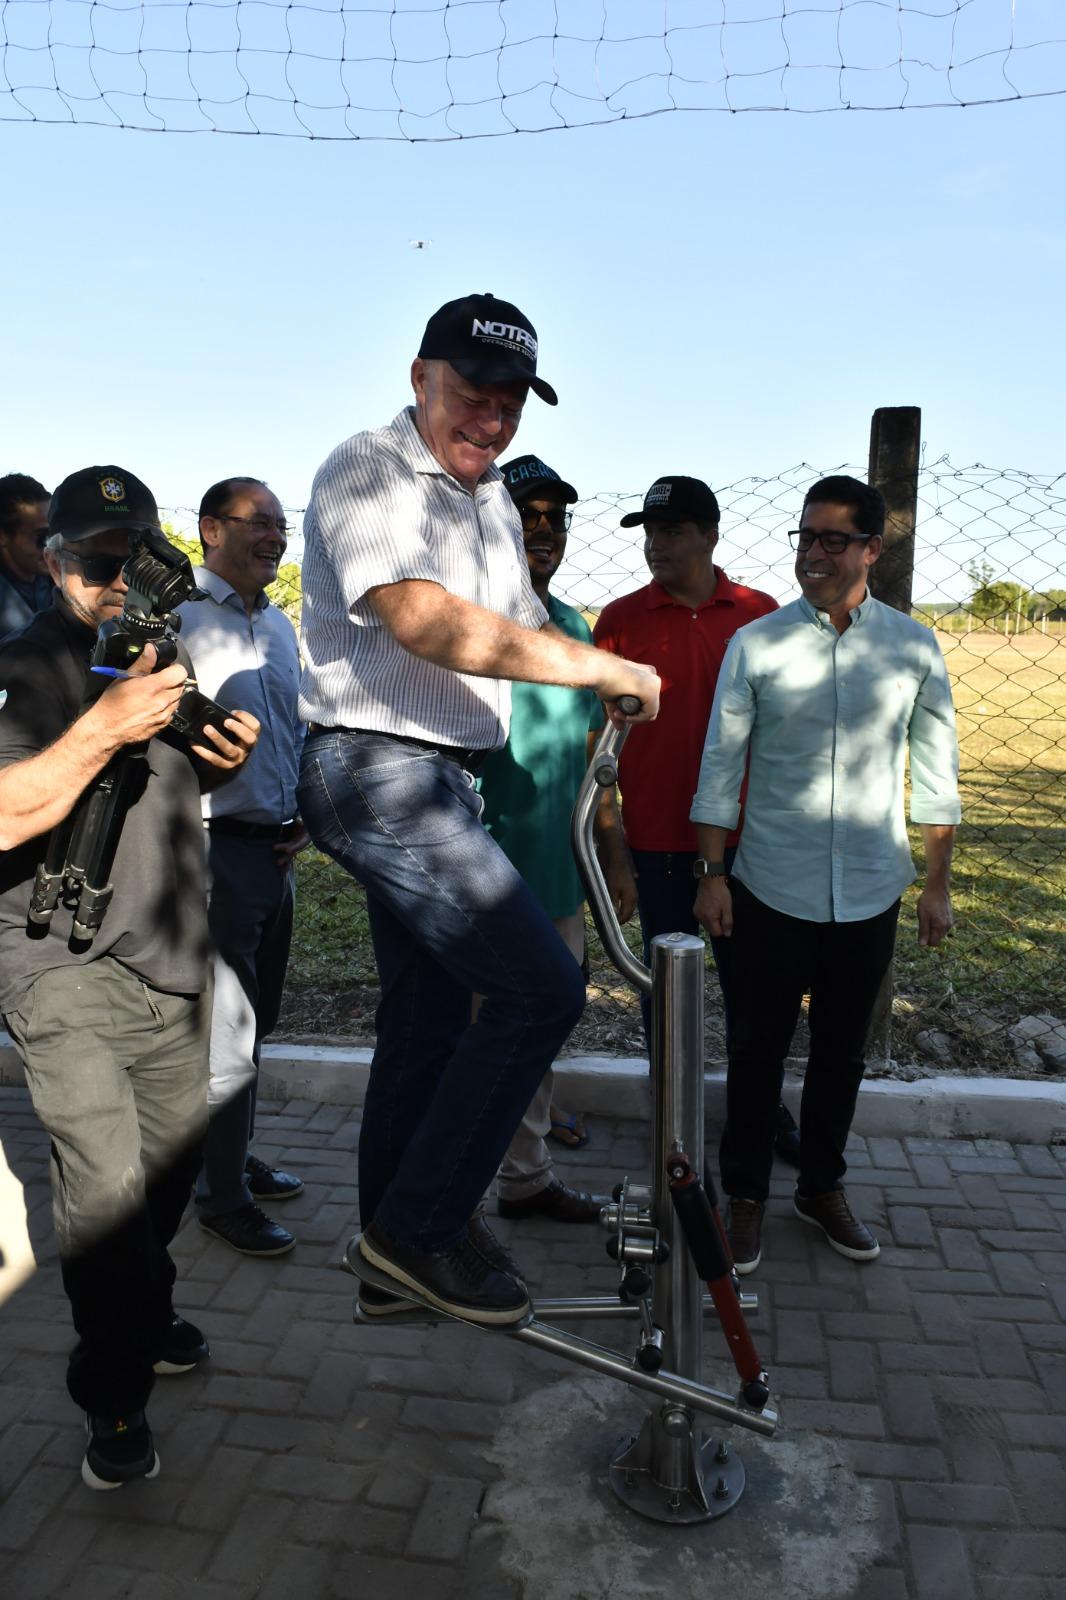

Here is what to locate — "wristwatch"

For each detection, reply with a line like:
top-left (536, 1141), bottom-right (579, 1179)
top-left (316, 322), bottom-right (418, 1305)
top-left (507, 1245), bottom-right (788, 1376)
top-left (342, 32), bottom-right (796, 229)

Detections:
top-left (692, 859), bottom-right (728, 879)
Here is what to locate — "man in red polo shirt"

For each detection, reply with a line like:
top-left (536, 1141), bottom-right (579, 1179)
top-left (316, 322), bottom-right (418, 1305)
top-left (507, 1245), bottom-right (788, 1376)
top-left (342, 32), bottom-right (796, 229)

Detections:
top-left (593, 475), bottom-right (799, 1159)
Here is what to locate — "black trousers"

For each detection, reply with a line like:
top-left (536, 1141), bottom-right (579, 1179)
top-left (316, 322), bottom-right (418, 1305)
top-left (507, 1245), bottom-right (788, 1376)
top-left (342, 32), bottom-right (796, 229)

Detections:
top-left (631, 845), bottom-right (737, 1046)
top-left (717, 878), bottom-right (900, 1203)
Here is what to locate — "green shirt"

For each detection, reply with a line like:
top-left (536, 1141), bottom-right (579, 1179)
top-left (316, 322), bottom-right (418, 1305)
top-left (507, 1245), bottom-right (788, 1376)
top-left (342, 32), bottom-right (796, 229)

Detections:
top-left (479, 595), bottom-right (604, 919)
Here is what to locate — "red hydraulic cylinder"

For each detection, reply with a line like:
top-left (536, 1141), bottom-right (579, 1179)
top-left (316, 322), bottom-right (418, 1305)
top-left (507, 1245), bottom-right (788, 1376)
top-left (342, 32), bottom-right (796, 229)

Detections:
top-left (667, 1151), bottom-right (770, 1409)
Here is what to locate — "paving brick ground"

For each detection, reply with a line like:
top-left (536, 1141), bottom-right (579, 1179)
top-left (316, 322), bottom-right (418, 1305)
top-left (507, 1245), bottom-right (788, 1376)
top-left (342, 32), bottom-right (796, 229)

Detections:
top-left (1, 1085), bottom-right (1065, 1599)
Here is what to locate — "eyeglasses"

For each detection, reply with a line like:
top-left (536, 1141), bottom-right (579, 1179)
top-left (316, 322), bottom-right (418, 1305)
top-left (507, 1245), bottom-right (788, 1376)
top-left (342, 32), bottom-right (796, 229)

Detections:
top-left (789, 529), bottom-right (876, 555)
top-left (59, 550), bottom-right (127, 584)
top-left (520, 507), bottom-right (571, 535)
top-left (219, 514), bottom-right (289, 536)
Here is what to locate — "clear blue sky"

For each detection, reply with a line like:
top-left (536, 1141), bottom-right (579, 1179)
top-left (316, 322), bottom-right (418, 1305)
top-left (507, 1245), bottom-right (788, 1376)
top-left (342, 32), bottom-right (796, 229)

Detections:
top-left (3, 31), bottom-right (1064, 540)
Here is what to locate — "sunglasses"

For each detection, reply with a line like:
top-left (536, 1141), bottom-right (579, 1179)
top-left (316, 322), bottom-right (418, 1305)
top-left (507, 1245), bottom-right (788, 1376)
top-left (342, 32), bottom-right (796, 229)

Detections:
top-left (60, 550), bottom-right (127, 584)
top-left (789, 530), bottom-right (876, 555)
top-left (520, 507), bottom-right (572, 535)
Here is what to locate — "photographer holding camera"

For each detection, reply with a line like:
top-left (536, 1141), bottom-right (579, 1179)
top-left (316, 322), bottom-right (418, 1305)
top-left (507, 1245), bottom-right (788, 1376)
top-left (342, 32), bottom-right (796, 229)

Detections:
top-left (0, 466), bottom-right (258, 1491)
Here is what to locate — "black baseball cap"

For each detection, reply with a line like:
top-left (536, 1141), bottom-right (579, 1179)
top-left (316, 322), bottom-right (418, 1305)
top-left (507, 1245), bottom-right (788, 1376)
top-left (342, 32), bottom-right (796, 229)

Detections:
top-left (501, 455), bottom-right (578, 506)
top-left (619, 475), bottom-right (721, 529)
top-left (48, 466), bottom-right (160, 544)
top-left (418, 292), bottom-right (558, 406)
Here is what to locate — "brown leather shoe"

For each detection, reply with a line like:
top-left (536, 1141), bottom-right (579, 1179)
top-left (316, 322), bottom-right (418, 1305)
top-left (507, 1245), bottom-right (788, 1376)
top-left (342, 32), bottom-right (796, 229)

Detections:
top-left (793, 1189), bottom-right (879, 1261)
top-left (497, 1177), bottom-right (606, 1224)
top-left (724, 1197), bottom-right (765, 1275)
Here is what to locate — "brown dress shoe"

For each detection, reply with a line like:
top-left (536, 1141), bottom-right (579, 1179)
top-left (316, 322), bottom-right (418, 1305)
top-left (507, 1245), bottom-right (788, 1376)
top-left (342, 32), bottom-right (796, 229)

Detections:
top-left (497, 1177), bottom-right (606, 1224)
top-left (724, 1197), bottom-right (765, 1275)
top-left (793, 1189), bottom-right (879, 1261)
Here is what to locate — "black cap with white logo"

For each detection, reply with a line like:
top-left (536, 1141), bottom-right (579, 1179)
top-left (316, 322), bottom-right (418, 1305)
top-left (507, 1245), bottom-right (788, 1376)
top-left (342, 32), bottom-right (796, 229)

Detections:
top-left (48, 466), bottom-right (160, 544)
top-left (501, 455), bottom-right (578, 506)
top-left (619, 475), bottom-right (721, 529)
top-left (418, 293), bottom-right (558, 406)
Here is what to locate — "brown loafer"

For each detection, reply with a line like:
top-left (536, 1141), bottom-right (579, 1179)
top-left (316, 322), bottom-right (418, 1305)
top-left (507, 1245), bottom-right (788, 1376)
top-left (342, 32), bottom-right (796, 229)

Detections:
top-left (793, 1188), bottom-right (879, 1261)
top-left (497, 1177), bottom-right (606, 1225)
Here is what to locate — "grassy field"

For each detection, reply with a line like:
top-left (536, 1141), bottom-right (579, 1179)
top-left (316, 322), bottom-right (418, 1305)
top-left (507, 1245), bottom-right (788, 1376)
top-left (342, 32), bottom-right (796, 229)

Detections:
top-left (278, 629), bottom-right (1066, 1074)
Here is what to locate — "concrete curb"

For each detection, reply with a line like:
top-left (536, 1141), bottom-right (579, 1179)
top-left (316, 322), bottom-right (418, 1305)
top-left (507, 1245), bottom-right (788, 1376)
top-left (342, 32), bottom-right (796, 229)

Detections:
top-left (3, 1033), bottom-right (1064, 1144)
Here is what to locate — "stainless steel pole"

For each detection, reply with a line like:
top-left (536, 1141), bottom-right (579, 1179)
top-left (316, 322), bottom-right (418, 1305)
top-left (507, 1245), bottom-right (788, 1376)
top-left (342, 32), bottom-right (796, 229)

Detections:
top-left (648, 932), bottom-right (707, 1490)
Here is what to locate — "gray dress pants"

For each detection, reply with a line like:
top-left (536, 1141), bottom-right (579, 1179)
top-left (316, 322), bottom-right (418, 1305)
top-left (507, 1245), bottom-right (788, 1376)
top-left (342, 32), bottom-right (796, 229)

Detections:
top-left (495, 910), bottom-right (586, 1202)
top-left (194, 833), bottom-right (294, 1219)
top-left (4, 960), bottom-right (208, 1413)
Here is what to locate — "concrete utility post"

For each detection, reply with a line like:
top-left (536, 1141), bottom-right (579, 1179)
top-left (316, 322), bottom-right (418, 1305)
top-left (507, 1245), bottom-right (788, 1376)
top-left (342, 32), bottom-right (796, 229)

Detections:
top-left (866, 406), bottom-right (921, 1064)
top-left (868, 405), bottom-right (920, 614)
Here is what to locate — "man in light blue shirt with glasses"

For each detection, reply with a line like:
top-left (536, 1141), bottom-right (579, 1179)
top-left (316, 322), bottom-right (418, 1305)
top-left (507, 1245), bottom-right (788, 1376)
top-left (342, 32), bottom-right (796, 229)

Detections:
top-left (691, 475), bottom-right (960, 1274)
top-left (177, 478), bottom-right (308, 1260)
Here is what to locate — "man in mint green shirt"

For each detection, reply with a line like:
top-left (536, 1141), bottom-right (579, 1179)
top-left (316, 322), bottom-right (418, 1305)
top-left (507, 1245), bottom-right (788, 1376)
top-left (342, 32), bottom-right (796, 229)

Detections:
top-left (691, 475), bottom-right (960, 1273)
top-left (478, 455), bottom-right (626, 1224)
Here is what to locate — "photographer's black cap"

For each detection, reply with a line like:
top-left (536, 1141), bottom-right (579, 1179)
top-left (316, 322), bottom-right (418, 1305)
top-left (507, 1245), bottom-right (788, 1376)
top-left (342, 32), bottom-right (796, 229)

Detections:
top-left (619, 475), bottom-right (721, 529)
top-left (501, 455), bottom-right (578, 506)
top-left (418, 292), bottom-right (558, 406)
top-left (48, 466), bottom-right (160, 544)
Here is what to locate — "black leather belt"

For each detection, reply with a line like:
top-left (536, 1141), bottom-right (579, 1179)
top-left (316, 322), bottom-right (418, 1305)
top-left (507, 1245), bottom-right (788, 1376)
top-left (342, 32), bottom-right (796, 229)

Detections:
top-left (307, 725), bottom-right (489, 773)
top-left (205, 818), bottom-right (297, 843)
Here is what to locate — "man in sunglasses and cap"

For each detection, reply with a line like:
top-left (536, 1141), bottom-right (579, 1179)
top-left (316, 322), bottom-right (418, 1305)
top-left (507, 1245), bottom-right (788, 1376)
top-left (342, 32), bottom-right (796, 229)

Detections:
top-left (298, 293), bottom-right (660, 1326)
top-left (0, 466), bottom-right (259, 1490)
top-left (691, 475), bottom-right (960, 1274)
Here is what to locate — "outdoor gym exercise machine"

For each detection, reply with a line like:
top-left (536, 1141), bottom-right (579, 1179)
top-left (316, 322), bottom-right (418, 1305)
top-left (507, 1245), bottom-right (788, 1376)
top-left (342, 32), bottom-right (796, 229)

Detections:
top-left (345, 709), bottom-right (778, 1524)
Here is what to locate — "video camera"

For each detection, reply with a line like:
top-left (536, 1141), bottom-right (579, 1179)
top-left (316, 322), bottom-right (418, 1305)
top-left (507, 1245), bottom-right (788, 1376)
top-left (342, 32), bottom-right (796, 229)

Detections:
top-left (92, 528), bottom-right (234, 744)
top-left (29, 528), bottom-right (233, 942)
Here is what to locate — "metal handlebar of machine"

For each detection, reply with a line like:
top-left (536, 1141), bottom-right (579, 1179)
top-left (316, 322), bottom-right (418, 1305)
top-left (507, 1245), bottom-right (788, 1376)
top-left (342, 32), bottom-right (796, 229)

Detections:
top-left (344, 707), bottom-right (776, 1525)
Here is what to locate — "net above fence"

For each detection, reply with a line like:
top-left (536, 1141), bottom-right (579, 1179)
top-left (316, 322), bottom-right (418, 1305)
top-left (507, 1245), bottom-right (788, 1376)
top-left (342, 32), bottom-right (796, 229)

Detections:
top-left (3, 0), bottom-right (1065, 140)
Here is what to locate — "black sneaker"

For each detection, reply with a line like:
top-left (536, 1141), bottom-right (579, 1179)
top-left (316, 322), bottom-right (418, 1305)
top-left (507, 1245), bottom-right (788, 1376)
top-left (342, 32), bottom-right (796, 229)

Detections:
top-left (199, 1204), bottom-right (295, 1257)
top-left (356, 1282), bottom-right (413, 1318)
top-left (358, 1221), bottom-right (531, 1326)
top-left (82, 1411), bottom-right (160, 1491)
top-left (245, 1154), bottom-right (304, 1201)
top-left (153, 1314), bottom-right (210, 1375)
top-left (468, 1215), bottom-right (524, 1281)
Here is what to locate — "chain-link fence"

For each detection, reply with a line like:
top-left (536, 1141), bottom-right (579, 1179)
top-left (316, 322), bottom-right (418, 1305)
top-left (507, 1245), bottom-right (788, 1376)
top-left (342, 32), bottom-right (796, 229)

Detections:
top-left (554, 457), bottom-right (1066, 1077)
top-left (167, 448), bottom-right (1066, 1078)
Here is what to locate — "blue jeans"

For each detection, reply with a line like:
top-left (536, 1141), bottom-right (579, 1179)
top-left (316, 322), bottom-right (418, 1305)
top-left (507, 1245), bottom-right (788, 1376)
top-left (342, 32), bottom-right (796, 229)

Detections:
top-left (632, 847), bottom-right (735, 1045)
top-left (297, 731), bottom-right (586, 1252)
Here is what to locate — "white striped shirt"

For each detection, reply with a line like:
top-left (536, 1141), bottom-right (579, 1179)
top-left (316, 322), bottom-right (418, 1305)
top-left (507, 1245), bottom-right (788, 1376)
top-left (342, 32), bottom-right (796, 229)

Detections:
top-left (298, 408), bottom-right (547, 748)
